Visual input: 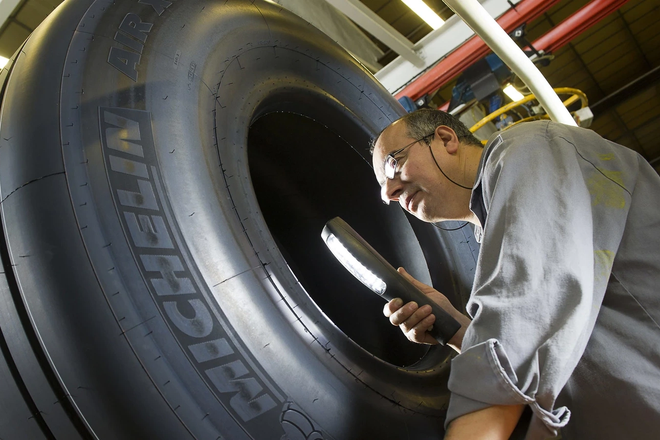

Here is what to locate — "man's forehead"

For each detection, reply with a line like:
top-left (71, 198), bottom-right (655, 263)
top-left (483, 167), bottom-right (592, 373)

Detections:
top-left (372, 121), bottom-right (407, 184)
top-left (374, 121), bottom-right (407, 155)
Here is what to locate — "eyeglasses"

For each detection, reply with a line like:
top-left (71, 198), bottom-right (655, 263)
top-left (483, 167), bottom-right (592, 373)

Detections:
top-left (383, 134), bottom-right (434, 180)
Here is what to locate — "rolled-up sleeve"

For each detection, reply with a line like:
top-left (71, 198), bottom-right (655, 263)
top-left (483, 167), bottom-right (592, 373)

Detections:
top-left (447, 340), bottom-right (570, 433)
top-left (446, 124), bottom-right (628, 437)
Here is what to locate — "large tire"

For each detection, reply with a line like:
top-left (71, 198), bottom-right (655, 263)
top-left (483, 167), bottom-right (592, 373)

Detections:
top-left (0, 0), bottom-right (480, 438)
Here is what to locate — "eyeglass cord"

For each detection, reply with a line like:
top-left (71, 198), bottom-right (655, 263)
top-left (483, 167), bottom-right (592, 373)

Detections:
top-left (426, 141), bottom-right (472, 231)
top-left (426, 142), bottom-right (473, 190)
top-left (433, 221), bottom-right (470, 231)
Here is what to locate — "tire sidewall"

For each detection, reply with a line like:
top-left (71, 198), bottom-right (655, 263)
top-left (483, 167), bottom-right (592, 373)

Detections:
top-left (60, 0), bottom-right (474, 438)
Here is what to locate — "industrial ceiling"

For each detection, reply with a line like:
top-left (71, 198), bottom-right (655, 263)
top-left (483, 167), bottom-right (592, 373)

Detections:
top-left (0, 0), bottom-right (657, 172)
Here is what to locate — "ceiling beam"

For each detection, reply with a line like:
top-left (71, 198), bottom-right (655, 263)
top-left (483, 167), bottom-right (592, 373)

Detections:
top-left (324, 0), bottom-right (425, 67)
top-left (0, 0), bottom-right (22, 31)
top-left (592, 65), bottom-right (660, 116)
top-left (375, 0), bottom-right (523, 94)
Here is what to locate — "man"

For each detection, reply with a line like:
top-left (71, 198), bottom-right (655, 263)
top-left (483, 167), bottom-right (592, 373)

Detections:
top-left (371, 109), bottom-right (660, 439)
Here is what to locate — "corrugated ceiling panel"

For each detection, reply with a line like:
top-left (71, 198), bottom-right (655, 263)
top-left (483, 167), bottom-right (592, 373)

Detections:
top-left (591, 112), bottom-right (619, 138)
top-left (15, 0), bottom-right (53, 28)
top-left (0, 21), bottom-right (29, 56)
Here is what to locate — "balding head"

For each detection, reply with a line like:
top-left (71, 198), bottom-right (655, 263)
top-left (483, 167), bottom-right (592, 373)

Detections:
top-left (371, 109), bottom-right (482, 155)
top-left (370, 111), bottom-right (484, 225)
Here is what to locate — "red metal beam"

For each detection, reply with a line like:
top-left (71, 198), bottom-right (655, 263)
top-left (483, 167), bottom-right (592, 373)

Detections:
top-left (533, 0), bottom-right (629, 54)
top-left (435, 0), bottom-right (630, 111)
top-left (395, 0), bottom-right (562, 101)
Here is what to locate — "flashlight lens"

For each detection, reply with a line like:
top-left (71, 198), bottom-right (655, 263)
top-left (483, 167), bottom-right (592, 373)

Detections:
top-left (325, 234), bottom-right (387, 295)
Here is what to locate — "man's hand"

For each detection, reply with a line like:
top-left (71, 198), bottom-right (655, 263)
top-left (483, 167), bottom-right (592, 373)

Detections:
top-left (383, 267), bottom-right (471, 352)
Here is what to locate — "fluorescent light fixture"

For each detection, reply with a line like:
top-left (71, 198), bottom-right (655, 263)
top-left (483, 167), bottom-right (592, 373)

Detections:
top-left (0, 57), bottom-right (8, 69)
top-left (325, 233), bottom-right (387, 295)
top-left (402, 0), bottom-right (444, 30)
top-left (503, 83), bottom-right (525, 102)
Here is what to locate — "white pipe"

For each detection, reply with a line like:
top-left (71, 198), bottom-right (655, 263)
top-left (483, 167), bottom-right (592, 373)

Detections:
top-left (443, 0), bottom-right (577, 126)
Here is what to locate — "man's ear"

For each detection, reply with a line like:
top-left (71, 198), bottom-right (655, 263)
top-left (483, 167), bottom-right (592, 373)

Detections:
top-left (434, 125), bottom-right (461, 154)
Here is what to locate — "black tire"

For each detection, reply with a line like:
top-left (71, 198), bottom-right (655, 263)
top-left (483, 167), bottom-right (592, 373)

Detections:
top-left (0, 0), bottom-right (479, 439)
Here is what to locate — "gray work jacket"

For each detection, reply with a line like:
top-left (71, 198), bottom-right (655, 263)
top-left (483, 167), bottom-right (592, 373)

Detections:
top-left (446, 121), bottom-right (660, 439)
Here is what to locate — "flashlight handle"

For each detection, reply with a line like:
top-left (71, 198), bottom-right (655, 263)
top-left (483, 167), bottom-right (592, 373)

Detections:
top-left (382, 276), bottom-right (461, 346)
top-left (322, 217), bottom-right (461, 346)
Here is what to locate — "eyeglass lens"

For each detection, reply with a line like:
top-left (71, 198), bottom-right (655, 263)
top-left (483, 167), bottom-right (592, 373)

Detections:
top-left (384, 156), bottom-right (397, 179)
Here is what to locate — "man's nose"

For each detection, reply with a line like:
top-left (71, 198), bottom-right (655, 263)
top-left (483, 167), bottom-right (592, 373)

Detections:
top-left (381, 178), bottom-right (403, 204)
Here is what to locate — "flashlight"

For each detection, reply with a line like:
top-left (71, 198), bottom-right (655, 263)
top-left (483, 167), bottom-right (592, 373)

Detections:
top-left (321, 217), bottom-right (461, 346)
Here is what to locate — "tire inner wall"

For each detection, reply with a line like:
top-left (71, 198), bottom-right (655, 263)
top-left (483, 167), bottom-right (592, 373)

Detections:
top-left (248, 112), bottom-right (429, 367)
